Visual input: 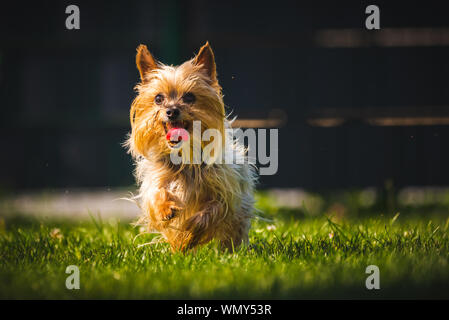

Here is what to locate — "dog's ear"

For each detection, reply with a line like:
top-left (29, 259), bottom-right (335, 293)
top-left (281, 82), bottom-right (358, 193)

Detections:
top-left (194, 42), bottom-right (217, 81)
top-left (136, 44), bottom-right (158, 81)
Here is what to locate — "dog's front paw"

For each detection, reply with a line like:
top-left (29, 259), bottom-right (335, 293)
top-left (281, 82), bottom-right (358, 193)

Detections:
top-left (159, 202), bottom-right (181, 222)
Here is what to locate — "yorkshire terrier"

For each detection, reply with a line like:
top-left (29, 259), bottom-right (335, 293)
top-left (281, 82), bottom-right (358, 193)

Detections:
top-left (126, 42), bottom-right (257, 251)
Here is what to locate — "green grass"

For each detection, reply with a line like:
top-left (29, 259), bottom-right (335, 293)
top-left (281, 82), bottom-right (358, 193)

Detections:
top-left (0, 192), bottom-right (449, 299)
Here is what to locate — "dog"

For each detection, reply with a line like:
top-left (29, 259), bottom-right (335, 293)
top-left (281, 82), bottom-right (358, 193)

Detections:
top-left (126, 42), bottom-right (257, 251)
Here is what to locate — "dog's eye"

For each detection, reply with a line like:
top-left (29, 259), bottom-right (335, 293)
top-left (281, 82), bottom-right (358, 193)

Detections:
top-left (154, 94), bottom-right (164, 105)
top-left (182, 92), bottom-right (196, 104)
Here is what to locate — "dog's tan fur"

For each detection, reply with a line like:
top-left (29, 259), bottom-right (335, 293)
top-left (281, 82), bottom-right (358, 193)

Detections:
top-left (126, 42), bottom-right (257, 251)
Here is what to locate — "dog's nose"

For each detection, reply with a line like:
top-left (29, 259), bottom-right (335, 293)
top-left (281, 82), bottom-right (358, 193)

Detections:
top-left (166, 107), bottom-right (180, 120)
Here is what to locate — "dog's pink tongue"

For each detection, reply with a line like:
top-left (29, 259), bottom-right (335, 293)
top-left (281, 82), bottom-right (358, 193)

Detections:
top-left (166, 128), bottom-right (189, 143)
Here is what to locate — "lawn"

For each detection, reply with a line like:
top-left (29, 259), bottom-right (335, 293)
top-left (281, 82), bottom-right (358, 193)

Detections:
top-left (0, 191), bottom-right (448, 299)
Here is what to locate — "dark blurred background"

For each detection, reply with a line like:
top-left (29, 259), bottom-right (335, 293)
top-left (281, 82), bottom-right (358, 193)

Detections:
top-left (1, 0), bottom-right (449, 192)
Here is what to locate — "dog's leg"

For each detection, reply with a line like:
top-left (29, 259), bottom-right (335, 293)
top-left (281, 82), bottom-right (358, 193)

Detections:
top-left (177, 201), bottom-right (223, 250)
top-left (219, 193), bottom-right (253, 251)
top-left (220, 219), bottom-right (250, 252)
top-left (173, 202), bottom-right (251, 252)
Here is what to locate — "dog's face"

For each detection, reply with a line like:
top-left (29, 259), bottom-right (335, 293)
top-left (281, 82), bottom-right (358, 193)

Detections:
top-left (128, 43), bottom-right (225, 159)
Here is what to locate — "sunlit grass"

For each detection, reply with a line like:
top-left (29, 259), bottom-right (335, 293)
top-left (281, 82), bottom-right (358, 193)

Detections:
top-left (0, 192), bottom-right (448, 299)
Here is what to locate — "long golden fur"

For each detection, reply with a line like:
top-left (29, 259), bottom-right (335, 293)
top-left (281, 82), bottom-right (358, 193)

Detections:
top-left (126, 42), bottom-right (257, 251)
